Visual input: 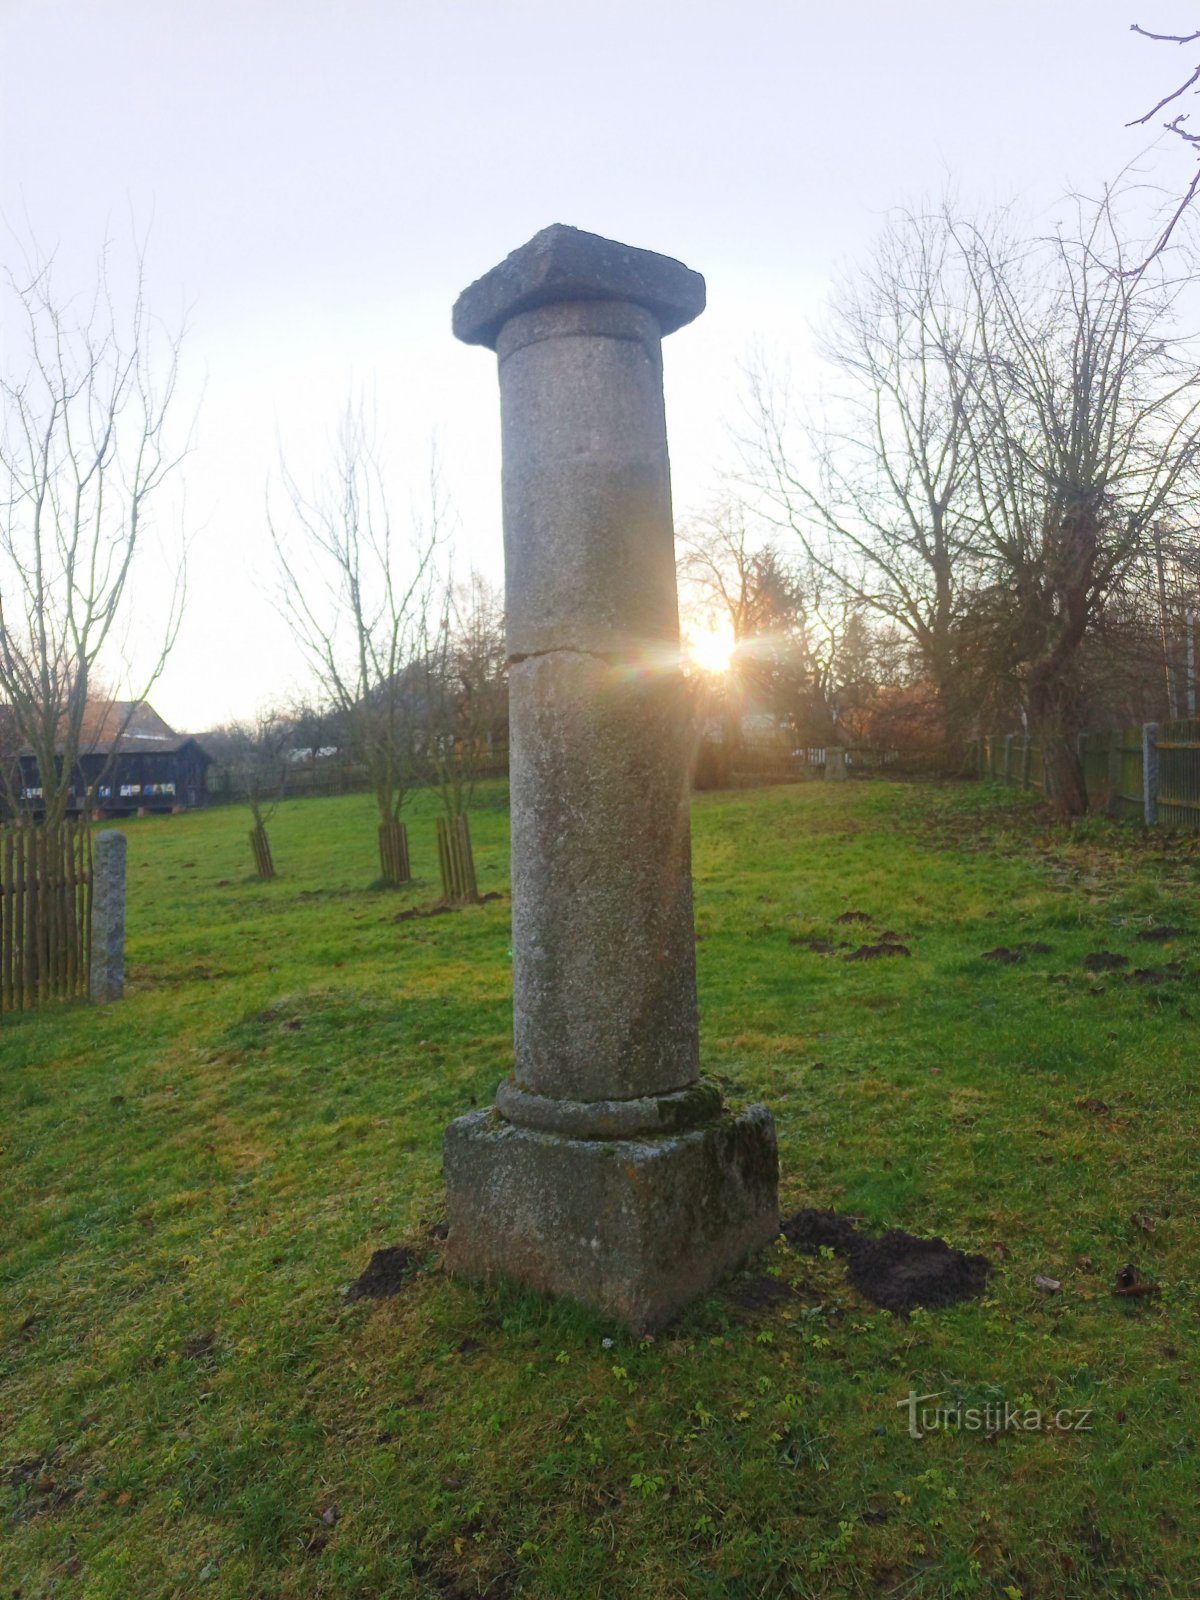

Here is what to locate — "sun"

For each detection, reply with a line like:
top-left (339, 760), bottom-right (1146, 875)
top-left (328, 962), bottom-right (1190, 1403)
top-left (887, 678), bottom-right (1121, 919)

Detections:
top-left (686, 618), bottom-right (737, 675)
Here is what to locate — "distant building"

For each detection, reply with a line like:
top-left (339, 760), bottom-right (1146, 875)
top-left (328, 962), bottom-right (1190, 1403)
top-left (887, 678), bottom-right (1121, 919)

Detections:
top-left (17, 702), bottom-right (212, 817)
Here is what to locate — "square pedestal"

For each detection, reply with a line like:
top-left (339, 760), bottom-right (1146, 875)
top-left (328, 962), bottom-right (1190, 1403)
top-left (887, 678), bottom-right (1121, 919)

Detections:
top-left (443, 1105), bottom-right (779, 1332)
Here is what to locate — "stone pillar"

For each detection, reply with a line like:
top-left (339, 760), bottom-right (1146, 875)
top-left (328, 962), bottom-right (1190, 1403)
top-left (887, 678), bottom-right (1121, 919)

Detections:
top-left (824, 746), bottom-right (847, 782)
top-left (90, 830), bottom-right (126, 1003)
top-left (443, 225), bottom-right (778, 1331)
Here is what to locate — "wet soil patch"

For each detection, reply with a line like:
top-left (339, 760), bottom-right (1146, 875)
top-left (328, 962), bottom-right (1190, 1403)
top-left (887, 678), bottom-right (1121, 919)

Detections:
top-left (782, 1208), bottom-right (989, 1314)
top-left (1137, 925), bottom-right (1186, 943)
top-left (345, 1245), bottom-right (419, 1301)
top-left (728, 1274), bottom-right (811, 1311)
top-left (1084, 952), bottom-right (1129, 972)
top-left (845, 942), bottom-right (911, 961)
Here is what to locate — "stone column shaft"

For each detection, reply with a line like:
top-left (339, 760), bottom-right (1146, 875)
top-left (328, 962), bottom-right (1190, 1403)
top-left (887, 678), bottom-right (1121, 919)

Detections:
top-left (499, 299), bottom-right (699, 1115)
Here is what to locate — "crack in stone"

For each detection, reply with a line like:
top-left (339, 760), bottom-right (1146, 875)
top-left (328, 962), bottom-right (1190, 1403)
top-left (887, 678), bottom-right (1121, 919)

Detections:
top-left (509, 646), bottom-right (618, 667)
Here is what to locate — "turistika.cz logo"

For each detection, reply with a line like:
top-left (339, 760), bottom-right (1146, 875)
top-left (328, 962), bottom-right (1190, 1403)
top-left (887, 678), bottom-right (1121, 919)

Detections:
top-left (897, 1391), bottom-right (1093, 1440)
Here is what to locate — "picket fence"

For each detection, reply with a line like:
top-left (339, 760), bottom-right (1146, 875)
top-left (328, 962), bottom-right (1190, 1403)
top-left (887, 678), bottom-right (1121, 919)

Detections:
top-left (0, 821), bottom-right (93, 1013)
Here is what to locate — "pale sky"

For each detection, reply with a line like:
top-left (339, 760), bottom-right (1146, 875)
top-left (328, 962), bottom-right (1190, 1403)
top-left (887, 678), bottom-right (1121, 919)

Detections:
top-left (2, 0), bottom-right (1193, 729)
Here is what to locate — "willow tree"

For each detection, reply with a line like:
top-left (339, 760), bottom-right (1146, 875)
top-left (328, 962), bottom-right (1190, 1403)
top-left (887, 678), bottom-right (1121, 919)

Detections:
top-left (269, 406), bottom-right (441, 886)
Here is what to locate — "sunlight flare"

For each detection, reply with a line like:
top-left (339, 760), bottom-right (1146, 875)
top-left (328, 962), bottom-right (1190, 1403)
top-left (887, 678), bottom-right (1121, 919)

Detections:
top-left (686, 618), bottom-right (737, 675)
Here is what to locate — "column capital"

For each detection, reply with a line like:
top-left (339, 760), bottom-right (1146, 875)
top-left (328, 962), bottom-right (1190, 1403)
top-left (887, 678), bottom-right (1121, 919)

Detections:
top-left (452, 223), bottom-right (706, 350)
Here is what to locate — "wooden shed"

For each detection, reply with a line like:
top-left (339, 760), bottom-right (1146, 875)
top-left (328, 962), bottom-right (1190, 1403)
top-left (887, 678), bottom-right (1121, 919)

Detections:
top-left (17, 702), bottom-right (212, 818)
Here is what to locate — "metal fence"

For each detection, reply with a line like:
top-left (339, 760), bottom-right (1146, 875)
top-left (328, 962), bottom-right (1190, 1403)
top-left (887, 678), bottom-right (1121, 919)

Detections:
top-left (976, 721), bottom-right (1200, 829)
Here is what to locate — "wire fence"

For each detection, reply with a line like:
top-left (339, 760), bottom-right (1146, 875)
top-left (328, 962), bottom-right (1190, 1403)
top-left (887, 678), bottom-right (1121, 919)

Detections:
top-left (975, 721), bottom-right (1200, 829)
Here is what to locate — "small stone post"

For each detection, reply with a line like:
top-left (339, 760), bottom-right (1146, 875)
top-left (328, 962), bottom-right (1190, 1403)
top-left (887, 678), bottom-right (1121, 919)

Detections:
top-left (825, 746), bottom-right (848, 781)
top-left (1020, 736), bottom-right (1032, 790)
top-left (90, 830), bottom-right (126, 1003)
top-left (1143, 722), bottom-right (1159, 827)
top-left (1003, 733), bottom-right (1015, 786)
top-left (443, 226), bottom-right (778, 1331)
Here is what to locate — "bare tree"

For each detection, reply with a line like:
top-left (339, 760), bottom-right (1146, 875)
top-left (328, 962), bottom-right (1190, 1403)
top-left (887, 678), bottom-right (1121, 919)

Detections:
top-left (0, 239), bottom-right (188, 827)
top-left (1126, 23), bottom-right (1200, 264)
top-left (950, 191), bottom-right (1200, 811)
top-left (414, 570), bottom-right (507, 904)
top-left (220, 708), bottom-right (290, 878)
top-left (748, 193), bottom-right (1200, 811)
top-left (269, 403), bottom-right (441, 886)
top-left (743, 207), bottom-right (989, 757)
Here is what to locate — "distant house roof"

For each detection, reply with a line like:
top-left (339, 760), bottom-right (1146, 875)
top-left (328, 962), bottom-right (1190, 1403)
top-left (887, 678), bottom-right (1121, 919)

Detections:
top-left (20, 701), bottom-right (210, 759)
top-left (79, 700), bottom-right (177, 744)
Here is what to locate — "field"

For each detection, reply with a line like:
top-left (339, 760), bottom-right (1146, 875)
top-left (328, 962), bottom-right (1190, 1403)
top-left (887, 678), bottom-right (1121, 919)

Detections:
top-left (2, 779), bottom-right (1199, 1598)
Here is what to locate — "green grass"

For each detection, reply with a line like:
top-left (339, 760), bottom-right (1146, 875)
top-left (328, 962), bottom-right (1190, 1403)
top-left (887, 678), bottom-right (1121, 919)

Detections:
top-left (2, 778), bottom-right (1199, 1598)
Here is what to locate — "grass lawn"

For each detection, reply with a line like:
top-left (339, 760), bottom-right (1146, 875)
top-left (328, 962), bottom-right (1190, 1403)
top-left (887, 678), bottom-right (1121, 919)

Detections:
top-left (2, 778), bottom-right (1199, 1598)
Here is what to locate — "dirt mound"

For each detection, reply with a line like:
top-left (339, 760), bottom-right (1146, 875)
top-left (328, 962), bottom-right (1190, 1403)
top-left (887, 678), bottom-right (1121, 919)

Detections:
top-left (781, 1207), bottom-right (862, 1254)
top-left (781, 1208), bottom-right (989, 1315)
top-left (835, 910), bottom-right (873, 924)
top-left (1084, 952), bottom-right (1128, 972)
top-left (1137, 925), bottom-right (1186, 943)
top-left (845, 942), bottom-right (911, 961)
top-left (788, 935), bottom-right (837, 953)
top-left (982, 946), bottom-right (1023, 964)
top-left (345, 1245), bottom-right (419, 1301)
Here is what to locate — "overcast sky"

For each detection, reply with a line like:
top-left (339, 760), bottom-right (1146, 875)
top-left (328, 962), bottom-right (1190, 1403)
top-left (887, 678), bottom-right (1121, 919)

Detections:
top-left (2, 0), bottom-right (1194, 729)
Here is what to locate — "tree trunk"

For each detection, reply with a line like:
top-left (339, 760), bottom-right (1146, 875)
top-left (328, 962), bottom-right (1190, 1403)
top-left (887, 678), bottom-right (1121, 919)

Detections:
top-left (436, 814), bottom-right (479, 905)
top-left (377, 819), bottom-right (411, 886)
top-left (250, 822), bottom-right (275, 879)
top-left (1027, 683), bottom-right (1088, 817)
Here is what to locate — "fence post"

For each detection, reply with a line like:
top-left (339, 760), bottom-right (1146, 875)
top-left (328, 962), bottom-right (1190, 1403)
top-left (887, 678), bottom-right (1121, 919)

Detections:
top-left (1020, 737), bottom-right (1032, 789)
top-left (1142, 722), bottom-right (1159, 828)
top-left (90, 830), bottom-right (126, 1003)
top-left (1105, 735), bottom-right (1121, 818)
top-left (1003, 733), bottom-right (1015, 786)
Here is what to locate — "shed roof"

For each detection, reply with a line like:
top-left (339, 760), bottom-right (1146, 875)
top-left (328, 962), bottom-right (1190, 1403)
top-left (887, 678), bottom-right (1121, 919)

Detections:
top-left (18, 702), bottom-right (210, 760)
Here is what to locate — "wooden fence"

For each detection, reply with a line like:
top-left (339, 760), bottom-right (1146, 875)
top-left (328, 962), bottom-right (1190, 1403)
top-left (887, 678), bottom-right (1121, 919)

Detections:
top-left (0, 821), bottom-right (93, 1013)
top-left (976, 721), bottom-right (1200, 830)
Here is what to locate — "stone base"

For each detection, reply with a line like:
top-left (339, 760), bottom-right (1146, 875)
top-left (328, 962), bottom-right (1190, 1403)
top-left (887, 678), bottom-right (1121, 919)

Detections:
top-left (443, 1105), bottom-right (779, 1332)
